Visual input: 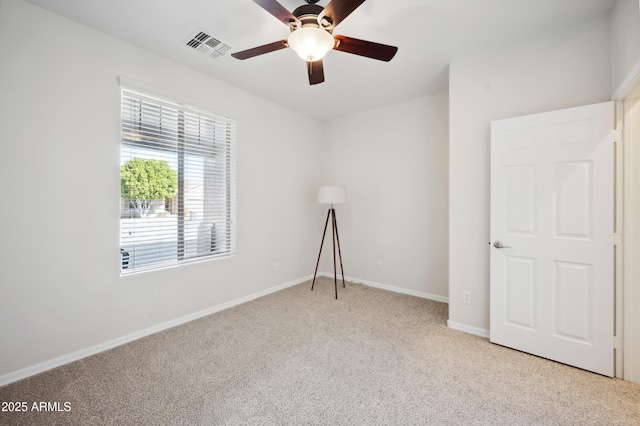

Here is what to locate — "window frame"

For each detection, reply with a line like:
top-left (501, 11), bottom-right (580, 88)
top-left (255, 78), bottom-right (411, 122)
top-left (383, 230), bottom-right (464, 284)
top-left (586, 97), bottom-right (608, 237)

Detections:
top-left (119, 81), bottom-right (236, 274)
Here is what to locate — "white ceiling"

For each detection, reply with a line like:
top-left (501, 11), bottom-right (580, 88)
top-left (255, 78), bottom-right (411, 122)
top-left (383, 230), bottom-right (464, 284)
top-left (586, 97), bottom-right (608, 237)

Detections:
top-left (25, 0), bottom-right (615, 121)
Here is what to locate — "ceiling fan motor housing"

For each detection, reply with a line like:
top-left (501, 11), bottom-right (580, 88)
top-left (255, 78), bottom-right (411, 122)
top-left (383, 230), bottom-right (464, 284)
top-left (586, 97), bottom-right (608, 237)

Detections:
top-left (290, 4), bottom-right (333, 31)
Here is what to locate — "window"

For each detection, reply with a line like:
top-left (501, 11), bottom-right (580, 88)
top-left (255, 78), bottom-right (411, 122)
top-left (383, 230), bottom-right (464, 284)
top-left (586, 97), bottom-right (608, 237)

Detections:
top-left (120, 87), bottom-right (236, 273)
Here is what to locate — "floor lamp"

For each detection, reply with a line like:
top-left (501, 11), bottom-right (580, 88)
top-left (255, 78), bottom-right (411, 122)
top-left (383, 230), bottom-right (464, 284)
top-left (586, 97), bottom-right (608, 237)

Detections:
top-left (311, 185), bottom-right (347, 299)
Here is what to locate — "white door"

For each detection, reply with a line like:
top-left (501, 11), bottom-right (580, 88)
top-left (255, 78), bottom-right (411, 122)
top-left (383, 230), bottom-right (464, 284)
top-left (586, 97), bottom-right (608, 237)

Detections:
top-left (490, 102), bottom-right (614, 377)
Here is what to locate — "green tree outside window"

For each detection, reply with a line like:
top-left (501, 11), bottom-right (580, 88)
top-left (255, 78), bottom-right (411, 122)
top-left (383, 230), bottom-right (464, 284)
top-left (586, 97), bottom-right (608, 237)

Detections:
top-left (120, 158), bottom-right (178, 217)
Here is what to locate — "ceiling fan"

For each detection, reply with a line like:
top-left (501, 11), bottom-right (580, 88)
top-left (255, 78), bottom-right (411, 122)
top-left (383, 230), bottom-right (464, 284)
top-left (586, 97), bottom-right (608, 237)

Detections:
top-left (231, 0), bottom-right (398, 85)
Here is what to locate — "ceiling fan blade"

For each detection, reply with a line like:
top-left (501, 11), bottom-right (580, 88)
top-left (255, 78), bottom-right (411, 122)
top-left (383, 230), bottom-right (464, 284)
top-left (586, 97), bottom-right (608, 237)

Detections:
top-left (307, 60), bottom-right (325, 85)
top-left (318, 0), bottom-right (366, 28)
top-left (253, 0), bottom-right (300, 26)
top-left (231, 40), bottom-right (288, 60)
top-left (333, 35), bottom-right (398, 62)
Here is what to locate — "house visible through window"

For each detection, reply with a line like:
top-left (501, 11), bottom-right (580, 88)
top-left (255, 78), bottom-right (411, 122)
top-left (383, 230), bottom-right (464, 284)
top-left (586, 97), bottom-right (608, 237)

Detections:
top-left (120, 87), bottom-right (236, 273)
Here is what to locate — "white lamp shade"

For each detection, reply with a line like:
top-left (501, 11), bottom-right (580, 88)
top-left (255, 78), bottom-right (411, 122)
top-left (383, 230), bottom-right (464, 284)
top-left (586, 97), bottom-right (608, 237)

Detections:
top-left (287, 27), bottom-right (335, 62)
top-left (317, 185), bottom-right (347, 205)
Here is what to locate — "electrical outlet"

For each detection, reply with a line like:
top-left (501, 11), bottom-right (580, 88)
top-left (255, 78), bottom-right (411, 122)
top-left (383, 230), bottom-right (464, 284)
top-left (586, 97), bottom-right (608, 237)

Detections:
top-left (462, 291), bottom-right (472, 304)
top-left (275, 262), bottom-right (281, 272)
top-left (377, 260), bottom-right (383, 270)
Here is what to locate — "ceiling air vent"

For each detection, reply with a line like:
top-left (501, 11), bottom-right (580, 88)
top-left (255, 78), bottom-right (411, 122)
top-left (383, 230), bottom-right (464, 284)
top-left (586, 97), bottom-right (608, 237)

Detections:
top-left (185, 30), bottom-right (231, 59)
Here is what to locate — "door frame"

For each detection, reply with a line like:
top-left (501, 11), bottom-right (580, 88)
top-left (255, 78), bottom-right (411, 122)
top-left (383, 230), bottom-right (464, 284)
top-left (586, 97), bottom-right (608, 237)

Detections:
top-left (613, 61), bottom-right (640, 383)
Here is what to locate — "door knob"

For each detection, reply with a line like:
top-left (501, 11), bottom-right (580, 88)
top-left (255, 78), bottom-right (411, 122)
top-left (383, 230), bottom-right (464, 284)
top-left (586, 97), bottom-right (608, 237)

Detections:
top-left (493, 241), bottom-right (511, 249)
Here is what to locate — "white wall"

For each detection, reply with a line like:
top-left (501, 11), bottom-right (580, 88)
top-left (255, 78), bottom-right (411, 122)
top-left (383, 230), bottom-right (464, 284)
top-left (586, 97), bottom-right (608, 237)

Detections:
top-left (448, 16), bottom-right (612, 333)
top-left (611, 0), bottom-right (640, 95)
top-left (320, 93), bottom-right (449, 300)
top-left (0, 0), bottom-right (323, 378)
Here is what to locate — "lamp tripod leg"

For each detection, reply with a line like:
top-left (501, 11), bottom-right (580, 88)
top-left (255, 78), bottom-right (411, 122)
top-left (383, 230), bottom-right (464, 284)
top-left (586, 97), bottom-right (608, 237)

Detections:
top-left (331, 208), bottom-right (338, 299)
top-left (311, 208), bottom-right (331, 291)
top-left (332, 208), bottom-right (345, 288)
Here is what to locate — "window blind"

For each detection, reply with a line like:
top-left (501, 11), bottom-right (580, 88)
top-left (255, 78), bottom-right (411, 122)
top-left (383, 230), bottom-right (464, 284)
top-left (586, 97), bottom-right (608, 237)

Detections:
top-left (120, 87), bottom-right (236, 273)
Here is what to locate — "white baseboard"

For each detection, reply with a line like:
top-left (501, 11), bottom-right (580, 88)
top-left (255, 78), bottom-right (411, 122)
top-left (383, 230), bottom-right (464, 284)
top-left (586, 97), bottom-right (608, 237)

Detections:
top-left (318, 272), bottom-right (449, 304)
top-left (0, 275), bottom-right (312, 387)
top-left (447, 320), bottom-right (490, 339)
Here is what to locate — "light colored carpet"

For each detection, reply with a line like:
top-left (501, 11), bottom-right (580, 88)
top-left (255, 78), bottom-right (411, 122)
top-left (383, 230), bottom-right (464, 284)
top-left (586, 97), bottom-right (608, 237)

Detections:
top-left (1, 277), bottom-right (639, 425)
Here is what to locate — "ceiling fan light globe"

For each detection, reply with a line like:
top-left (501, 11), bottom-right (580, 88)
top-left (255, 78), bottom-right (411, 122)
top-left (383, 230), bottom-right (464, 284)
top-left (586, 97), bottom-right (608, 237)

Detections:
top-left (287, 27), bottom-right (334, 62)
